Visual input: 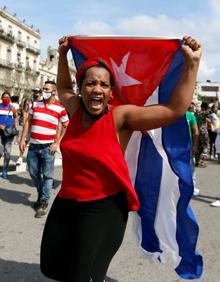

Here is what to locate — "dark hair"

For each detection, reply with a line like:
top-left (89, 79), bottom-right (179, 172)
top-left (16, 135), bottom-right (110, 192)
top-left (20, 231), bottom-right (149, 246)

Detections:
top-left (1, 91), bottom-right (11, 98)
top-left (211, 105), bottom-right (218, 113)
top-left (44, 80), bottom-right (56, 86)
top-left (11, 95), bottom-right (19, 103)
top-left (201, 102), bottom-right (209, 110)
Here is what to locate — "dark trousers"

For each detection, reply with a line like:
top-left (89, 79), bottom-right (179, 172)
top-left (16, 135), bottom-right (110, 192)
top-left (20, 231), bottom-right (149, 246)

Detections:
top-left (40, 192), bottom-right (128, 282)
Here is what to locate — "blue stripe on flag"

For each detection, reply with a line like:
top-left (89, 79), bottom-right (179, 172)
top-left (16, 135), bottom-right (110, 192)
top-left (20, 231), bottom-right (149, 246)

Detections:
top-left (70, 47), bottom-right (87, 69)
top-left (135, 133), bottom-right (162, 253)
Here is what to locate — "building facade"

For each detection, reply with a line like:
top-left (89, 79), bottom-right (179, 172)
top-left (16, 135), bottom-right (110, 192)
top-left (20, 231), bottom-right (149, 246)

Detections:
top-left (0, 6), bottom-right (40, 100)
top-left (0, 6), bottom-right (76, 102)
top-left (38, 46), bottom-right (76, 91)
top-left (196, 81), bottom-right (220, 100)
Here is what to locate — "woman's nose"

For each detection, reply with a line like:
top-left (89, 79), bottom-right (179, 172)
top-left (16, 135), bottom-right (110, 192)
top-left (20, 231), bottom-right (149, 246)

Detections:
top-left (93, 84), bottom-right (103, 93)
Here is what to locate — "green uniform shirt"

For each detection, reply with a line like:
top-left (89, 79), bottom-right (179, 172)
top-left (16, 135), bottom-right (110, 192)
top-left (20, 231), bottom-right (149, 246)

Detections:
top-left (186, 111), bottom-right (197, 142)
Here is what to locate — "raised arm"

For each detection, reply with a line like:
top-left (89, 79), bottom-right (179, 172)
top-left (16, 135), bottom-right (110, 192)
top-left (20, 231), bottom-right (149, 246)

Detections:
top-left (114, 36), bottom-right (202, 133)
top-left (57, 36), bottom-right (80, 116)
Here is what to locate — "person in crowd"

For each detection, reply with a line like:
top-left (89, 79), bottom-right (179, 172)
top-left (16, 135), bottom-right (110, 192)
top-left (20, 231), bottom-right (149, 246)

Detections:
top-left (195, 102), bottom-right (210, 167)
top-left (16, 98), bottom-right (31, 166)
top-left (16, 88), bottom-right (42, 166)
top-left (31, 87), bottom-right (42, 103)
top-left (39, 35), bottom-right (202, 282)
top-left (19, 81), bottom-right (69, 218)
top-left (186, 103), bottom-right (199, 196)
top-left (11, 95), bottom-right (20, 145)
top-left (210, 133), bottom-right (220, 208)
top-left (210, 125), bottom-right (220, 207)
top-left (207, 105), bottom-right (220, 159)
top-left (215, 127), bottom-right (220, 165)
top-left (0, 91), bottom-right (18, 179)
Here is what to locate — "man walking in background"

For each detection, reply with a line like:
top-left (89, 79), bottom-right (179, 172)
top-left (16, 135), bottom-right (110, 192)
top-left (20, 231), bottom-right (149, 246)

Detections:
top-left (19, 81), bottom-right (69, 218)
top-left (186, 103), bottom-right (199, 196)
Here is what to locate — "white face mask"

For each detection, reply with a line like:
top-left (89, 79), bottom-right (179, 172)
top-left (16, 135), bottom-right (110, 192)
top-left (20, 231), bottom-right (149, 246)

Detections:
top-left (42, 91), bottom-right (52, 100)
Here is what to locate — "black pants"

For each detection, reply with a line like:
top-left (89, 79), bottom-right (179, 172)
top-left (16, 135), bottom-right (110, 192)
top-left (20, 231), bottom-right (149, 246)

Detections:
top-left (40, 192), bottom-right (128, 282)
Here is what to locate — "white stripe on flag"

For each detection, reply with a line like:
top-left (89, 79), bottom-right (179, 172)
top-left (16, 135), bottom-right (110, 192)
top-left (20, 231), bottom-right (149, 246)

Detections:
top-left (126, 86), bottom-right (182, 267)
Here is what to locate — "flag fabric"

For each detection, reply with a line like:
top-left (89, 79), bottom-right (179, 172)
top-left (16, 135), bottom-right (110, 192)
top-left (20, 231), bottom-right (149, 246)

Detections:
top-left (69, 36), bottom-right (203, 279)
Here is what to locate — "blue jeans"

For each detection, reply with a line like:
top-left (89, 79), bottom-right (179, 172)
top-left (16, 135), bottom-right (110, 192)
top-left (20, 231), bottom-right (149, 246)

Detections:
top-left (218, 153), bottom-right (220, 164)
top-left (27, 143), bottom-right (55, 202)
top-left (190, 156), bottom-right (196, 189)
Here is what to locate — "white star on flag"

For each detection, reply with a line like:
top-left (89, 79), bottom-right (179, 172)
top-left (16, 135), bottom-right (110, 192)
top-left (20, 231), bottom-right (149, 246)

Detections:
top-left (110, 52), bottom-right (142, 91)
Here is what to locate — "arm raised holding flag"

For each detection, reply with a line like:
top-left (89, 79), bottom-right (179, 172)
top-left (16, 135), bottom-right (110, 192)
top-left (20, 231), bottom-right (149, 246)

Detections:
top-left (40, 35), bottom-right (202, 282)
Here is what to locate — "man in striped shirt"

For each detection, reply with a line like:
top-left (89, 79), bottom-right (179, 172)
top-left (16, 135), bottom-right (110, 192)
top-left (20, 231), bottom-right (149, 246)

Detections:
top-left (19, 81), bottom-right (69, 218)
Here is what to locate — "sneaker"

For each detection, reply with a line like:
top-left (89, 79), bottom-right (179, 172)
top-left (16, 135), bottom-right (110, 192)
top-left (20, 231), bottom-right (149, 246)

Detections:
top-left (35, 200), bottom-right (49, 218)
top-left (16, 157), bottom-right (23, 166)
top-left (33, 199), bottom-right (41, 210)
top-left (193, 188), bottom-right (200, 196)
top-left (1, 171), bottom-right (9, 180)
top-left (210, 200), bottom-right (220, 207)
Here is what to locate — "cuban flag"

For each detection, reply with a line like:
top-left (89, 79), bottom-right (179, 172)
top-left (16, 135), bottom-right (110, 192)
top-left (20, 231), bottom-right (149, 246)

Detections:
top-left (69, 36), bottom-right (203, 279)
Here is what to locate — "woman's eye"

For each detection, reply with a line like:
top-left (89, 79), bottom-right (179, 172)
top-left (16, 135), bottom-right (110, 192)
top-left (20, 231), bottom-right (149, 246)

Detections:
top-left (102, 84), bottom-right (109, 88)
top-left (86, 82), bottom-right (94, 86)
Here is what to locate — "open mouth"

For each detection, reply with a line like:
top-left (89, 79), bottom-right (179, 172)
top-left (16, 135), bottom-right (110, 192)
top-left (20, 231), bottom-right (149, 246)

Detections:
top-left (90, 97), bottom-right (103, 109)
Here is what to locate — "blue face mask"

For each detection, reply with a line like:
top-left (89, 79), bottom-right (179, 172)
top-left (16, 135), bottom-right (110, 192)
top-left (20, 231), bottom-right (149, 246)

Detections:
top-left (42, 91), bottom-right (52, 100)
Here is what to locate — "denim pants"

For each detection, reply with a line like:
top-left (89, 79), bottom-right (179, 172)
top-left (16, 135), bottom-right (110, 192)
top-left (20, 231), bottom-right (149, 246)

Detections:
top-left (0, 133), bottom-right (14, 172)
top-left (27, 143), bottom-right (55, 202)
top-left (190, 156), bottom-right (197, 189)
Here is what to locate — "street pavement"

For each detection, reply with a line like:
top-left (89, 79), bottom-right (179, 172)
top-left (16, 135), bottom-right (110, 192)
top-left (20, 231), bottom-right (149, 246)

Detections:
top-left (0, 146), bottom-right (220, 282)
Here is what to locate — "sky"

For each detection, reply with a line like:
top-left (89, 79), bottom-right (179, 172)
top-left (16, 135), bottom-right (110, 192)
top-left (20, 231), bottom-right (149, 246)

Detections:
top-left (1, 0), bottom-right (220, 82)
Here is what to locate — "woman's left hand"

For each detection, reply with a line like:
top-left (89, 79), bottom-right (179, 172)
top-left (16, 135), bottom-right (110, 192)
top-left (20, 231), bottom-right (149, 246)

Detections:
top-left (181, 36), bottom-right (202, 64)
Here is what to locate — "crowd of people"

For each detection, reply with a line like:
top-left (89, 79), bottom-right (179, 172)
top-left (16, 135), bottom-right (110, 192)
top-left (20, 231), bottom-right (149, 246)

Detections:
top-left (0, 35), bottom-right (219, 281)
top-left (186, 98), bottom-right (220, 206)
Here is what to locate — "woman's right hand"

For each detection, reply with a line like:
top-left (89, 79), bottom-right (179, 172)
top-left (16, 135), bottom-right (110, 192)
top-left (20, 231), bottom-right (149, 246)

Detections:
top-left (58, 35), bottom-right (72, 55)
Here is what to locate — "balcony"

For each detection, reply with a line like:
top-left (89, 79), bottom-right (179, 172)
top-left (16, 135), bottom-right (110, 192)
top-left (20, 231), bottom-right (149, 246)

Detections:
top-left (25, 65), bottom-right (40, 76)
top-left (26, 44), bottom-right (40, 55)
top-left (0, 78), bottom-right (14, 88)
top-left (15, 62), bottom-right (25, 72)
top-left (0, 29), bottom-right (15, 43)
top-left (16, 38), bottom-right (26, 48)
top-left (0, 58), bottom-right (15, 69)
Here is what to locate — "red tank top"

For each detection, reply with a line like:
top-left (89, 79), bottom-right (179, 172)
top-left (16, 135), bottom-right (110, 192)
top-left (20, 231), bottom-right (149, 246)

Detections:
top-left (58, 106), bottom-right (139, 211)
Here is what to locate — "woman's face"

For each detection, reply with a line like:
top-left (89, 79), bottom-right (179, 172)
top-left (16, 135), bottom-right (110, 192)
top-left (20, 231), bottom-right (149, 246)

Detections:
top-left (80, 66), bottom-right (112, 116)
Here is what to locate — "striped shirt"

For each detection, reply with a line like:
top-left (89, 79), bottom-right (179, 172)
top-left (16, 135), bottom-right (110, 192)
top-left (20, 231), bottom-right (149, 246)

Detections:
top-left (0, 104), bottom-right (15, 127)
top-left (29, 100), bottom-right (69, 144)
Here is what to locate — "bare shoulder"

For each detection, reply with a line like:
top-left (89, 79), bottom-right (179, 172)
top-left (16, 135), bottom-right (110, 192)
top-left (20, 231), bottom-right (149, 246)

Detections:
top-left (112, 104), bottom-right (138, 129)
top-left (113, 104), bottom-right (139, 118)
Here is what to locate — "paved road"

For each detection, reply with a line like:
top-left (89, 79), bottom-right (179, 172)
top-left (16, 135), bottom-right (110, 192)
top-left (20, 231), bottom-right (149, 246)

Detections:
top-left (0, 159), bottom-right (220, 282)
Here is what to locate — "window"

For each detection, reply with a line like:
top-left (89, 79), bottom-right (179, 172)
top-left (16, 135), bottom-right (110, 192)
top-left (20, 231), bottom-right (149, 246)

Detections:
top-left (6, 48), bottom-right (12, 61)
top-left (27, 36), bottom-right (30, 44)
top-left (201, 86), bottom-right (219, 92)
top-left (33, 59), bottom-right (37, 71)
top-left (17, 31), bottom-right (22, 41)
top-left (17, 52), bottom-right (21, 62)
top-left (7, 25), bottom-right (13, 35)
top-left (26, 56), bottom-right (30, 69)
top-left (50, 55), bottom-right (54, 62)
top-left (40, 75), bottom-right (44, 86)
